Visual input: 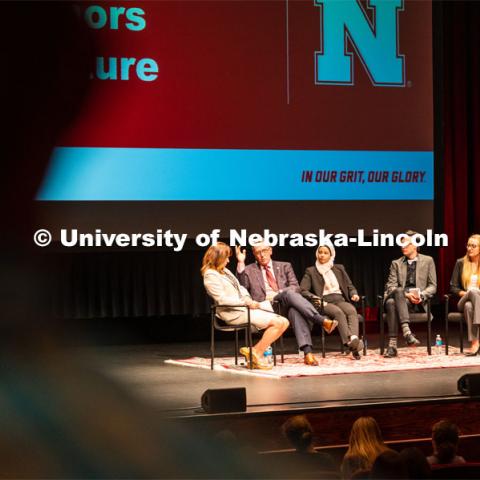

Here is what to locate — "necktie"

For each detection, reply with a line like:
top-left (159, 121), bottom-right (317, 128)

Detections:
top-left (264, 265), bottom-right (279, 291)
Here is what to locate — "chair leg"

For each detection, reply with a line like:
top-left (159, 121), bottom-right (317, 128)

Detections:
top-left (460, 316), bottom-right (464, 353)
top-left (211, 312), bottom-right (215, 370)
top-left (321, 329), bottom-right (326, 358)
top-left (379, 300), bottom-right (385, 355)
top-left (235, 330), bottom-right (239, 365)
top-left (361, 299), bottom-right (367, 355)
top-left (445, 297), bottom-right (449, 355)
top-left (248, 329), bottom-right (254, 370)
top-left (427, 303), bottom-right (432, 355)
top-left (280, 335), bottom-right (284, 363)
top-left (272, 341), bottom-right (277, 366)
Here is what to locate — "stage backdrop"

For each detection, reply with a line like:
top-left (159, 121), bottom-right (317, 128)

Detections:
top-left (38, 0), bottom-right (434, 236)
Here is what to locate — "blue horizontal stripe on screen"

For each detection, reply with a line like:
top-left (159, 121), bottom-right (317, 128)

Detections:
top-left (38, 147), bottom-right (434, 200)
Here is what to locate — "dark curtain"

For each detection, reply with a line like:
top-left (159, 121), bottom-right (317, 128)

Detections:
top-left (45, 245), bottom-right (436, 319)
top-left (438, 1), bottom-right (480, 295)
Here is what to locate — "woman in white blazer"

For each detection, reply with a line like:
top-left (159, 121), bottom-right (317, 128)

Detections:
top-left (202, 242), bottom-right (289, 369)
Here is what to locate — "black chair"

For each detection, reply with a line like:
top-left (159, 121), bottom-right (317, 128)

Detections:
top-left (210, 304), bottom-right (282, 369)
top-left (210, 304), bottom-right (254, 370)
top-left (444, 294), bottom-right (466, 354)
top-left (317, 296), bottom-right (368, 358)
top-left (377, 295), bottom-right (433, 355)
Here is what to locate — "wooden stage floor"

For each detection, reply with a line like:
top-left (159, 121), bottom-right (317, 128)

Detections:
top-left (80, 334), bottom-right (480, 417)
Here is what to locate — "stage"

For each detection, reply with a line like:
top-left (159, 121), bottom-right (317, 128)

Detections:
top-left (83, 333), bottom-right (480, 416)
top-left (63, 330), bottom-right (480, 458)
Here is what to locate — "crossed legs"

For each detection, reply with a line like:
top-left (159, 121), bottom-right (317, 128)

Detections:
top-left (458, 289), bottom-right (480, 352)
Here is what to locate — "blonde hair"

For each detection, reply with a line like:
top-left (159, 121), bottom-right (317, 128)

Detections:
top-left (344, 417), bottom-right (390, 471)
top-left (461, 234), bottom-right (480, 289)
top-left (200, 242), bottom-right (231, 276)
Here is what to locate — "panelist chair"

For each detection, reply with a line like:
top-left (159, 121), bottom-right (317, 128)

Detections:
top-left (444, 294), bottom-right (466, 354)
top-left (377, 295), bottom-right (433, 355)
top-left (317, 296), bottom-right (368, 358)
top-left (210, 304), bottom-right (282, 369)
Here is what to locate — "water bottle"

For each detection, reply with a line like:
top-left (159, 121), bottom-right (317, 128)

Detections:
top-left (264, 346), bottom-right (273, 366)
top-left (435, 334), bottom-right (443, 355)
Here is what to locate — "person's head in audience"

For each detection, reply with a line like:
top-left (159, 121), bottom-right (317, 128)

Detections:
top-left (370, 450), bottom-right (408, 479)
top-left (201, 242), bottom-right (232, 275)
top-left (343, 417), bottom-right (390, 472)
top-left (399, 447), bottom-right (431, 479)
top-left (281, 415), bottom-right (315, 453)
top-left (429, 420), bottom-right (465, 465)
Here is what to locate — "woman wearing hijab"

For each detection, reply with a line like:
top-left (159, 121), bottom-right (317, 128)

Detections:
top-left (300, 242), bottom-right (363, 359)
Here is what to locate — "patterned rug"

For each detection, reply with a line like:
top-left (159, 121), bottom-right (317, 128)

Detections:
top-left (165, 347), bottom-right (480, 378)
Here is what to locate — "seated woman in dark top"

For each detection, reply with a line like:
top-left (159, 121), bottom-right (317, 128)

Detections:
top-left (450, 234), bottom-right (480, 356)
top-left (300, 242), bottom-right (363, 359)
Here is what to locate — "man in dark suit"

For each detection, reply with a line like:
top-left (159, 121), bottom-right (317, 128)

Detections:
top-left (236, 241), bottom-right (337, 365)
top-left (383, 231), bottom-right (437, 358)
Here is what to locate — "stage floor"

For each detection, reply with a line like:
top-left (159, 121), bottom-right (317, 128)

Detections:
top-left (79, 333), bottom-right (480, 417)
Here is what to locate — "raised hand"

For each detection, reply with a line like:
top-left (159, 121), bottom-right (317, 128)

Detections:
top-left (235, 245), bottom-right (246, 263)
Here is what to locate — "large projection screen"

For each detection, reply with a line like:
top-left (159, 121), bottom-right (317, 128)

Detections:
top-left (38, 0), bottom-right (433, 238)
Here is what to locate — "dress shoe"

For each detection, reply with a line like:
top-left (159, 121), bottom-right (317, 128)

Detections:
top-left (384, 346), bottom-right (398, 358)
top-left (405, 333), bottom-right (420, 346)
top-left (323, 319), bottom-right (338, 334)
top-left (348, 338), bottom-right (363, 360)
top-left (304, 352), bottom-right (319, 366)
top-left (348, 337), bottom-right (360, 350)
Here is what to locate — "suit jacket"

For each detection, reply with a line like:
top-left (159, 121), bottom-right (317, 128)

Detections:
top-left (237, 261), bottom-right (300, 302)
top-left (203, 268), bottom-right (251, 322)
top-left (383, 253), bottom-right (437, 301)
top-left (450, 258), bottom-right (465, 296)
top-left (300, 264), bottom-right (358, 302)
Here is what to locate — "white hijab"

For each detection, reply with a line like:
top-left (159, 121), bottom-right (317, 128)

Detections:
top-left (315, 241), bottom-right (340, 295)
top-left (315, 241), bottom-right (336, 275)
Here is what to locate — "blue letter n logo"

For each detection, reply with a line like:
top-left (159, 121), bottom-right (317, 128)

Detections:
top-left (315, 0), bottom-right (405, 86)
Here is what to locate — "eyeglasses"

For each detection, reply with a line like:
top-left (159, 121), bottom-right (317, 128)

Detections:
top-left (467, 243), bottom-right (479, 249)
top-left (254, 248), bottom-right (271, 256)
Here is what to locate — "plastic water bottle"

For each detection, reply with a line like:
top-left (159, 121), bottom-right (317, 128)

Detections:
top-left (264, 347), bottom-right (273, 366)
top-left (435, 335), bottom-right (443, 355)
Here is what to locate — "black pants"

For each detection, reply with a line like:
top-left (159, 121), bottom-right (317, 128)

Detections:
top-left (323, 293), bottom-right (359, 345)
